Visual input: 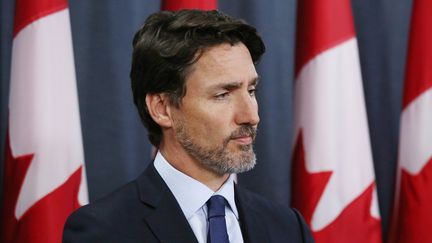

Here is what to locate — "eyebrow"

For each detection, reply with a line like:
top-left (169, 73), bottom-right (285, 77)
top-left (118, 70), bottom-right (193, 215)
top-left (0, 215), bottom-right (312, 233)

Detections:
top-left (210, 76), bottom-right (260, 91)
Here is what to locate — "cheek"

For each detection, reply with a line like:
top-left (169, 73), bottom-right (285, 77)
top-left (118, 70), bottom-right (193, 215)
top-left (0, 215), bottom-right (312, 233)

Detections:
top-left (191, 112), bottom-right (232, 143)
top-left (182, 98), bottom-right (235, 141)
top-left (196, 116), bottom-right (228, 139)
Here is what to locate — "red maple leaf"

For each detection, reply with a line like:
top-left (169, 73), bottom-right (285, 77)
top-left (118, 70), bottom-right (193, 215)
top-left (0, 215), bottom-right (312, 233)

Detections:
top-left (392, 157), bottom-right (432, 243)
top-left (1, 134), bottom-right (83, 243)
top-left (292, 131), bottom-right (332, 224)
top-left (291, 131), bottom-right (382, 243)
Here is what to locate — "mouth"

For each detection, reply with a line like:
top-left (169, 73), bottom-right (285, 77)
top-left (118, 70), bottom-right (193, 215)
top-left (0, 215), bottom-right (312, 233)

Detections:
top-left (226, 125), bottom-right (257, 147)
top-left (232, 135), bottom-right (254, 145)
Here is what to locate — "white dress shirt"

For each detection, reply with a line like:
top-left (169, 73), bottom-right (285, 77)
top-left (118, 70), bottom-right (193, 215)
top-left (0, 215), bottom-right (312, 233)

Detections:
top-left (154, 152), bottom-right (244, 243)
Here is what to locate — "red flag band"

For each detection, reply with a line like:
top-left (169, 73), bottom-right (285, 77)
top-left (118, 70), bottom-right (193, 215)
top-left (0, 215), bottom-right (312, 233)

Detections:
top-left (162, 0), bottom-right (217, 11)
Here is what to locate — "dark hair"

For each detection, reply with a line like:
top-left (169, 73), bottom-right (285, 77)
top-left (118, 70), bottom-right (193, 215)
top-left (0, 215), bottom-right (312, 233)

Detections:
top-left (130, 9), bottom-right (265, 146)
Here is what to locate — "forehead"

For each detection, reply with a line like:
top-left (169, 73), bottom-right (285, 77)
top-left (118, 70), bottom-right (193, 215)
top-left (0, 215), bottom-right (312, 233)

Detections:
top-left (186, 43), bottom-right (258, 89)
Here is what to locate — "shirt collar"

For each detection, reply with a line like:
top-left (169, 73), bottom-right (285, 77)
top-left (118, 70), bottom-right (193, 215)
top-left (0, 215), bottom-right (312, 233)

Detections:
top-left (154, 151), bottom-right (239, 220)
top-left (214, 174), bottom-right (239, 218)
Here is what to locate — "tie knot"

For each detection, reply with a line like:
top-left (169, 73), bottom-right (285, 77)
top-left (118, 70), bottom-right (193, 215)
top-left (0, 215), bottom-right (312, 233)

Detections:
top-left (207, 195), bottom-right (226, 219)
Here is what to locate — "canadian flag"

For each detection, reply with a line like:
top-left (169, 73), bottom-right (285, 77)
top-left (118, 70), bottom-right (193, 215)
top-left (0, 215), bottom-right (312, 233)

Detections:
top-left (162, 0), bottom-right (217, 11)
top-left (291, 0), bottom-right (382, 242)
top-left (389, 0), bottom-right (432, 242)
top-left (0, 0), bottom-right (88, 242)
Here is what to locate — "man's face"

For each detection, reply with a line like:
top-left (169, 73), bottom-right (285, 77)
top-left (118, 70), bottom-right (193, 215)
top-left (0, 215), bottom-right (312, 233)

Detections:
top-left (171, 43), bottom-right (260, 176)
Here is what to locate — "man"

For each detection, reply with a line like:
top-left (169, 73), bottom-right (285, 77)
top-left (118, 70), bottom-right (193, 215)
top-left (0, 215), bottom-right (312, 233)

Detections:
top-left (63, 10), bottom-right (314, 243)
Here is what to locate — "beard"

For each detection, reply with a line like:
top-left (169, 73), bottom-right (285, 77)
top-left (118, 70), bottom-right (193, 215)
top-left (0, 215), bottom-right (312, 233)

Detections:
top-left (174, 122), bottom-right (257, 176)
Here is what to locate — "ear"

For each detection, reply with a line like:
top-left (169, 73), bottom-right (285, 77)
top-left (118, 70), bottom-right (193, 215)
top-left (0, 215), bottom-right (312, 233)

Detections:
top-left (145, 93), bottom-right (173, 128)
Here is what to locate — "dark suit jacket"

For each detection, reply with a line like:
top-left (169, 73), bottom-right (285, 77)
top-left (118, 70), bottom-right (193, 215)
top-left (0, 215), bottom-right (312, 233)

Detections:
top-left (63, 164), bottom-right (314, 243)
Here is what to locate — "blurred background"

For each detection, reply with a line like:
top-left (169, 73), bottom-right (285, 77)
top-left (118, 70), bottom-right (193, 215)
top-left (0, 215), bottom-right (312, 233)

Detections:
top-left (1, 0), bottom-right (413, 240)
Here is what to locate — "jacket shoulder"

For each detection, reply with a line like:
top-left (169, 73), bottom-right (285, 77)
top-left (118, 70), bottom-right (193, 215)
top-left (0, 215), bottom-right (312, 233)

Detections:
top-left (236, 186), bottom-right (314, 243)
top-left (236, 186), bottom-right (296, 220)
top-left (63, 178), bottom-right (158, 243)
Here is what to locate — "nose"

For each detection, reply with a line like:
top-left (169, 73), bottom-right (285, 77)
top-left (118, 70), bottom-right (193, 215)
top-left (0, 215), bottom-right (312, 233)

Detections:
top-left (234, 93), bottom-right (260, 126)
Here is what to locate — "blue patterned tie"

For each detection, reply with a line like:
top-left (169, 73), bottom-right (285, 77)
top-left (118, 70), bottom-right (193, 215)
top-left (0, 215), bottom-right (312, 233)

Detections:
top-left (207, 195), bottom-right (230, 243)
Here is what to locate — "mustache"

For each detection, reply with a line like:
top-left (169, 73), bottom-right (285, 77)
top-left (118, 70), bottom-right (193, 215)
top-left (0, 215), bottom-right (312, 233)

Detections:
top-left (229, 125), bottom-right (257, 140)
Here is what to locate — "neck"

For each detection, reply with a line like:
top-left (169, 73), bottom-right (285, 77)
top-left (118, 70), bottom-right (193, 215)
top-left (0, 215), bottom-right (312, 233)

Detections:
top-left (159, 141), bottom-right (229, 192)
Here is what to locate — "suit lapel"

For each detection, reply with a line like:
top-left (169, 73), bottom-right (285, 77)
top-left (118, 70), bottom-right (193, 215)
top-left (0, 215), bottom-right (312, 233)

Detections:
top-left (136, 164), bottom-right (198, 243)
top-left (235, 186), bottom-right (270, 243)
top-left (136, 164), bottom-right (271, 243)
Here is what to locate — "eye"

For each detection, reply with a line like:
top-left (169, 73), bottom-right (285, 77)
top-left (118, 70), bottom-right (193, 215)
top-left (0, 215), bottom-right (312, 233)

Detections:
top-left (215, 91), bottom-right (229, 100)
top-left (248, 87), bottom-right (257, 97)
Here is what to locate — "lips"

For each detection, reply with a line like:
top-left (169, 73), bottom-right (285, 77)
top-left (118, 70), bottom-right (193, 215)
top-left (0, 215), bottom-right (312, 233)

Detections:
top-left (227, 125), bottom-right (257, 146)
top-left (232, 135), bottom-right (253, 145)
